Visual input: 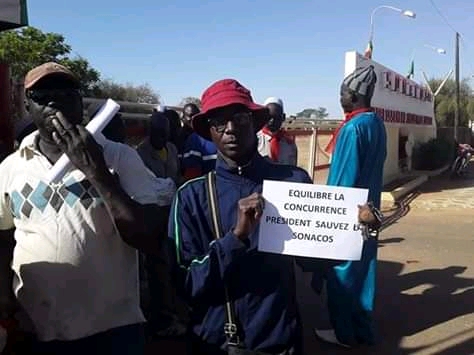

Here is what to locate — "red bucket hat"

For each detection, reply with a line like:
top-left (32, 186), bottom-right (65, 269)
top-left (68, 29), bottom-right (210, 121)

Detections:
top-left (192, 79), bottom-right (269, 140)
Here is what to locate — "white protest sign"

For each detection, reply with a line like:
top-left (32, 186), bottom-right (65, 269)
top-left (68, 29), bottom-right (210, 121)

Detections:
top-left (257, 180), bottom-right (368, 261)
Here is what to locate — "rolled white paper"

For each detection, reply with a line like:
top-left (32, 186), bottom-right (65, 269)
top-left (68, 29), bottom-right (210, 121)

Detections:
top-left (45, 99), bottom-right (121, 184)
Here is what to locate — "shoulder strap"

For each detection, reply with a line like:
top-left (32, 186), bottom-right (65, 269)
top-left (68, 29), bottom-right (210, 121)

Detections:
top-left (205, 171), bottom-right (241, 346)
top-left (206, 171), bottom-right (222, 239)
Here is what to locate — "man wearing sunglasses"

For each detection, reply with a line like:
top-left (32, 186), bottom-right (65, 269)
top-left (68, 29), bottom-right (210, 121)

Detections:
top-left (169, 79), bottom-right (320, 355)
top-left (0, 62), bottom-right (166, 354)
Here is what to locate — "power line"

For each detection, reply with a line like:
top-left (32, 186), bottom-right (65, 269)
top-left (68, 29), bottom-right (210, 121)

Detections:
top-left (428, 0), bottom-right (458, 33)
top-left (427, 0), bottom-right (474, 76)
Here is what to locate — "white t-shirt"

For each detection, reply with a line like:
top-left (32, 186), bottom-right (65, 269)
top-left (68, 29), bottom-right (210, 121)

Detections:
top-left (257, 130), bottom-right (298, 166)
top-left (0, 132), bottom-right (161, 341)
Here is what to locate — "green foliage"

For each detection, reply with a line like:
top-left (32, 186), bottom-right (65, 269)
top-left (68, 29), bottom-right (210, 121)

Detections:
top-left (0, 27), bottom-right (100, 95)
top-left (296, 107), bottom-right (329, 119)
top-left (0, 27), bottom-right (69, 77)
top-left (92, 79), bottom-right (160, 104)
top-left (412, 138), bottom-right (454, 170)
top-left (59, 56), bottom-right (100, 96)
top-left (428, 77), bottom-right (474, 127)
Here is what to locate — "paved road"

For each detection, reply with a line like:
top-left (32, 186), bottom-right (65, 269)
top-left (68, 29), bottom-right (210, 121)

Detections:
top-left (148, 164), bottom-right (474, 354)
top-left (298, 163), bottom-right (474, 354)
top-left (412, 164), bottom-right (474, 210)
top-left (298, 214), bottom-right (474, 355)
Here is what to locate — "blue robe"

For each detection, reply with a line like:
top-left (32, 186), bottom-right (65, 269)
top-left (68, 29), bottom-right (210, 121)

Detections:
top-left (316, 111), bottom-right (386, 345)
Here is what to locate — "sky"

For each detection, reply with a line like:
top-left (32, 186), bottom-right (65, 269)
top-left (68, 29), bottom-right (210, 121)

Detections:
top-left (27, 0), bottom-right (474, 117)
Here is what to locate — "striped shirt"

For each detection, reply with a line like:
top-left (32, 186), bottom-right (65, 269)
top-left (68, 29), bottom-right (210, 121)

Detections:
top-left (181, 133), bottom-right (217, 178)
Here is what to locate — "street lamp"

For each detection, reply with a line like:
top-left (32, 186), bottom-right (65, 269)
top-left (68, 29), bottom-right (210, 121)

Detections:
top-left (423, 44), bottom-right (446, 55)
top-left (408, 44), bottom-right (446, 80)
top-left (366, 5), bottom-right (416, 58)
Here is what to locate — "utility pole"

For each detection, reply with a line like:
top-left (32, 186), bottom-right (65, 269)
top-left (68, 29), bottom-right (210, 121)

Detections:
top-left (454, 32), bottom-right (460, 141)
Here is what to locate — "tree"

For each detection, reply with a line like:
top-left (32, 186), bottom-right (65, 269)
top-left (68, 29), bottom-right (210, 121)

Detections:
top-left (59, 56), bottom-right (100, 96)
top-left (296, 107), bottom-right (329, 119)
top-left (180, 96), bottom-right (201, 108)
top-left (428, 77), bottom-right (474, 127)
top-left (92, 79), bottom-right (160, 104)
top-left (0, 27), bottom-right (100, 95)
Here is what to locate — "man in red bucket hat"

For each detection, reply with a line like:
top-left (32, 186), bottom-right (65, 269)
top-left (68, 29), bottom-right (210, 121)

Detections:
top-left (168, 78), bottom-right (322, 354)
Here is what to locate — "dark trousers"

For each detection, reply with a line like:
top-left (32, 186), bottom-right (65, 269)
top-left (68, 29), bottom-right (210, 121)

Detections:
top-left (30, 323), bottom-right (145, 355)
top-left (145, 246), bottom-right (178, 327)
top-left (141, 236), bottom-right (189, 333)
top-left (186, 333), bottom-right (299, 355)
top-left (186, 334), bottom-right (227, 355)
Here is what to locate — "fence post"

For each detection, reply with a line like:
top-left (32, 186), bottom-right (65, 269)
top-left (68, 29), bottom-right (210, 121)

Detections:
top-left (308, 125), bottom-right (317, 181)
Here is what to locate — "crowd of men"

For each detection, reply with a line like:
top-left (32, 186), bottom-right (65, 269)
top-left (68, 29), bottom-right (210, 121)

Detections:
top-left (0, 61), bottom-right (385, 355)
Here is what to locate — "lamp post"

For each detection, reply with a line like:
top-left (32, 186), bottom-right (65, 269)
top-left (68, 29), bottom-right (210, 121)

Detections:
top-left (423, 44), bottom-right (446, 54)
top-left (454, 32), bottom-right (460, 141)
top-left (365, 5), bottom-right (416, 58)
top-left (408, 44), bottom-right (446, 79)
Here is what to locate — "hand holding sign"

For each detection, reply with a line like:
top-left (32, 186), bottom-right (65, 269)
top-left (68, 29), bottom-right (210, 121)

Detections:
top-left (233, 192), bottom-right (265, 241)
top-left (358, 204), bottom-right (377, 225)
top-left (358, 202), bottom-right (384, 234)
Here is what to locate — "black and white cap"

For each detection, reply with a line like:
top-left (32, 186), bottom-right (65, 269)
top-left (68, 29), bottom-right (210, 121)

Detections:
top-left (342, 65), bottom-right (377, 98)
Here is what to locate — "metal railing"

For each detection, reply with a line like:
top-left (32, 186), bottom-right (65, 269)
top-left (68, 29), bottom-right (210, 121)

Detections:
top-left (284, 118), bottom-right (342, 130)
top-left (80, 99), bottom-right (340, 180)
top-left (82, 99), bottom-right (343, 127)
top-left (283, 119), bottom-right (340, 180)
top-left (82, 97), bottom-right (183, 121)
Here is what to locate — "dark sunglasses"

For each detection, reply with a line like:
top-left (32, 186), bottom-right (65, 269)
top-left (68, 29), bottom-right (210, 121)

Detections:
top-left (26, 88), bottom-right (80, 104)
top-left (208, 112), bottom-right (252, 133)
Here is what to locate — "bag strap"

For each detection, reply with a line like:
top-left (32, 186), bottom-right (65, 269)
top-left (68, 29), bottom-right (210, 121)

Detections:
top-left (205, 171), bottom-right (241, 346)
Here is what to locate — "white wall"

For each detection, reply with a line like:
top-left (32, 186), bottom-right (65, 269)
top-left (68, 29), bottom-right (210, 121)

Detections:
top-left (344, 51), bottom-right (436, 182)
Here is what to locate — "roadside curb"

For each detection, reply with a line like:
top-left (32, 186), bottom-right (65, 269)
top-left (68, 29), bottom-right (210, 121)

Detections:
top-left (382, 164), bottom-right (450, 203)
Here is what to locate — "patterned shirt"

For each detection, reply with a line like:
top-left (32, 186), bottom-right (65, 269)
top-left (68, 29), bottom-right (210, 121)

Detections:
top-left (0, 132), bottom-right (160, 341)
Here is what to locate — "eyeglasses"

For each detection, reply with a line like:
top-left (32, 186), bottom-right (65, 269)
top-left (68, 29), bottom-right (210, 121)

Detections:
top-left (26, 88), bottom-right (80, 104)
top-left (208, 112), bottom-right (252, 133)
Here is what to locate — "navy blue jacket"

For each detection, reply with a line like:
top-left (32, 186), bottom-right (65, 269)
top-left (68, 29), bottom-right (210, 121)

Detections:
top-left (169, 153), bottom-right (316, 353)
